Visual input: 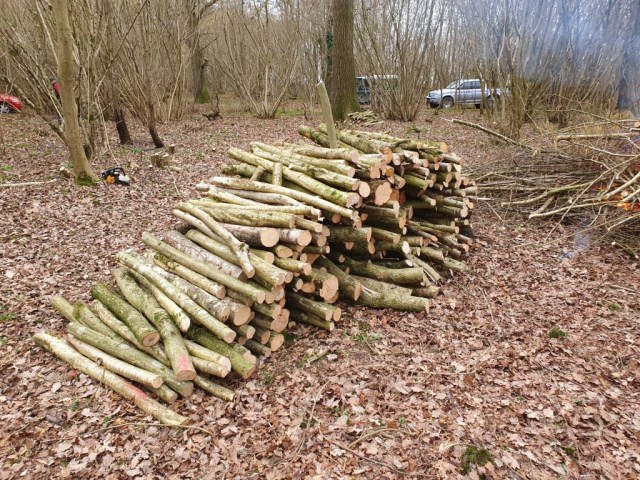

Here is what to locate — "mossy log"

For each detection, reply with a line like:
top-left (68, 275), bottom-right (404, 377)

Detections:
top-left (243, 339), bottom-right (271, 358)
top-left (337, 255), bottom-right (426, 285)
top-left (118, 252), bottom-right (236, 343)
top-left (352, 276), bottom-right (430, 312)
top-left (34, 333), bottom-right (187, 425)
top-left (289, 309), bottom-right (335, 331)
top-left (185, 327), bottom-right (256, 379)
top-left (90, 283), bottom-right (160, 347)
top-left (286, 291), bottom-right (340, 321)
top-left (114, 268), bottom-right (196, 381)
top-left (314, 257), bottom-right (362, 301)
top-left (129, 272), bottom-right (191, 332)
top-left (67, 322), bottom-right (194, 397)
top-left (138, 233), bottom-right (266, 304)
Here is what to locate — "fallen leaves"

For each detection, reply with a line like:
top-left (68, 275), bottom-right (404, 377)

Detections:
top-left (0, 111), bottom-right (639, 479)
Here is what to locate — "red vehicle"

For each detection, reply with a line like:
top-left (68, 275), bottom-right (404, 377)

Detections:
top-left (0, 94), bottom-right (23, 113)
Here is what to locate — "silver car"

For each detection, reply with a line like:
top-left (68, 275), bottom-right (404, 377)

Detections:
top-left (426, 79), bottom-right (503, 109)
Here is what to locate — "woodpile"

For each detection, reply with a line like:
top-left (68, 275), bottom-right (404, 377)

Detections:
top-left (36, 126), bottom-right (475, 424)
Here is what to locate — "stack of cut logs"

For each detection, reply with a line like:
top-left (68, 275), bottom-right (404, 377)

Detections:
top-left (34, 126), bottom-right (475, 425)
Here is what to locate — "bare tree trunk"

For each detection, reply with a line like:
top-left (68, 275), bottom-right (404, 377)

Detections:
top-left (147, 102), bottom-right (164, 148)
top-left (194, 47), bottom-right (211, 104)
top-left (330, 0), bottom-right (359, 121)
top-left (52, 0), bottom-right (97, 183)
top-left (617, 0), bottom-right (640, 112)
top-left (114, 108), bottom-right (133, 146)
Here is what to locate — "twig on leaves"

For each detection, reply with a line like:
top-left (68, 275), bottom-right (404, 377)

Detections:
top-left (324, 438), bottom-right (434, 477)
top-left (0, 179), bottom-right (57, 188)
top-left (40, 422), bottom-right (216, 443)
top-left (348, 427), bottom-right (407, 448)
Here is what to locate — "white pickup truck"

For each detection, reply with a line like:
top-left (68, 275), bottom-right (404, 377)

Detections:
top-left (426, 79), bottom-right (505, 109)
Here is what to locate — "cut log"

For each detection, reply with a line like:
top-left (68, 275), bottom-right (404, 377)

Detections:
top-left (186, 230), bottom-right (287, 287)
top-left (289, 309), bottom-right (334, 331)
top-left (163, 230), bottom-right (245, 279)
top-left (286, 291), bottom-right (340, 321)
top-left (34, 332), bottom-right (187, 425)
top-left (117, 252), bottom-right (236, 343)
top-left (67, 335), bottom-right (164, 389)
top-left (138, 233), bottom-right (266, 304)
top-left (185, 327), bottom-right (256, 379)
top-left (90, 283), bottom-right (160, 347)
top-left (175, 202), bottom-right (255, 277)
top-left (193, 375), bottom-right (235, 402)
top-left (67, 322), bottom-right (194, 397)
top-left (129, 271), bottom-right (191, 332)
top-left (114, 268), bottom-right (196, 381)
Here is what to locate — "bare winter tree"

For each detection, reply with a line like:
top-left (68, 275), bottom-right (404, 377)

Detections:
top-left (617, 0), bottom-right (640, 113)
top-left (330, 0), bottom-right (359, 121)
top-left (53, 0), bottom-right (97, 182)
top-left (212, 0), bottom-right (300, 119)
top-left (355, 0), bottom-right (444, 121)
top-left (0, 0), bottom-right (110, 180)
top-left (186, 0), bottom-right (219, 104)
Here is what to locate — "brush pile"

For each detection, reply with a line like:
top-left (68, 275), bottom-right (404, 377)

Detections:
top-left (470, 122), bottom-right (640, 258)
top-left (35, 125), bottom-right (475, 425)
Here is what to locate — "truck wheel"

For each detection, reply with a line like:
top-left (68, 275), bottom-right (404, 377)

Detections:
top-left (440, 97), bottom-right (454, 109)
top-left (0, 102), bottom-right (11, 114)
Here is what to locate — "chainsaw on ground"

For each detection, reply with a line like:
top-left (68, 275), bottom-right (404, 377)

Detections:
top-left (101, 167), bottom-right (130, 186)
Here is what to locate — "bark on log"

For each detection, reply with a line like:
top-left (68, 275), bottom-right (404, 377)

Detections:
top-left (175, 203), bottom-right (254, 277)
top-left (90, 283), bottom-right (160, 347)
top-left (352, 275), bottom-right (430, 312)
top-left (243, 339), bottom-right (271, 358)
top-left (191, 355), bottom-right (230, 378)
top-left (185, 327), bottom-right (256, 379)
top-left (163, 230), bottom-right (245, 279)
top-left (288, 309), bottom-right (334, 331)
top-left (129, 272), bottom-right (191, 332)
top-left (193, 375), bottom-right (235, 401)
top-left (34, 332), bottom-right (187, 425)
top-left (286, 291), bottom-right (340, 321)
top-left (67, 322), bottom-right (194, 397)
top-left (314, 257), bottom-right (362, 301)
top-left (88, 300), bottom-right (170, 363)
top-left (337, 256), bottom-right (426, 285)
top-left (184, 339), bottom-right (232, 370)
top-left (114, 268), bottom-right (196, 381)
top-left (272, 162), bottom-right (283, 186)
top-left (67, 335), bottom-right (163, 389)
top-left (118, 252), bottom-right (236, 343)
top-left (186, 230), bottom-right (287, 287)
top-left (291, 145), bottom-right (358, 163)
top-left (209, 177), bottom-right (358, 221)
top-left (138, 233), bottom-right (265, 303)
top-left (152, 254), bottom-right (225, 300)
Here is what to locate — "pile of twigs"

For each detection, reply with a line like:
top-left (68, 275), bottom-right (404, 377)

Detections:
top-left (469, 121), bottom-right (640, 257)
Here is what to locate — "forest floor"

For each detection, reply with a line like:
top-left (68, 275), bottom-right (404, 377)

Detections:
top-left (0, 103), bottom-right (638, 480)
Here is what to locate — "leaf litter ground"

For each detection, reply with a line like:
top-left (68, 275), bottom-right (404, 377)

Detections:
top-left (0, 109), bottom-right (638, 479)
